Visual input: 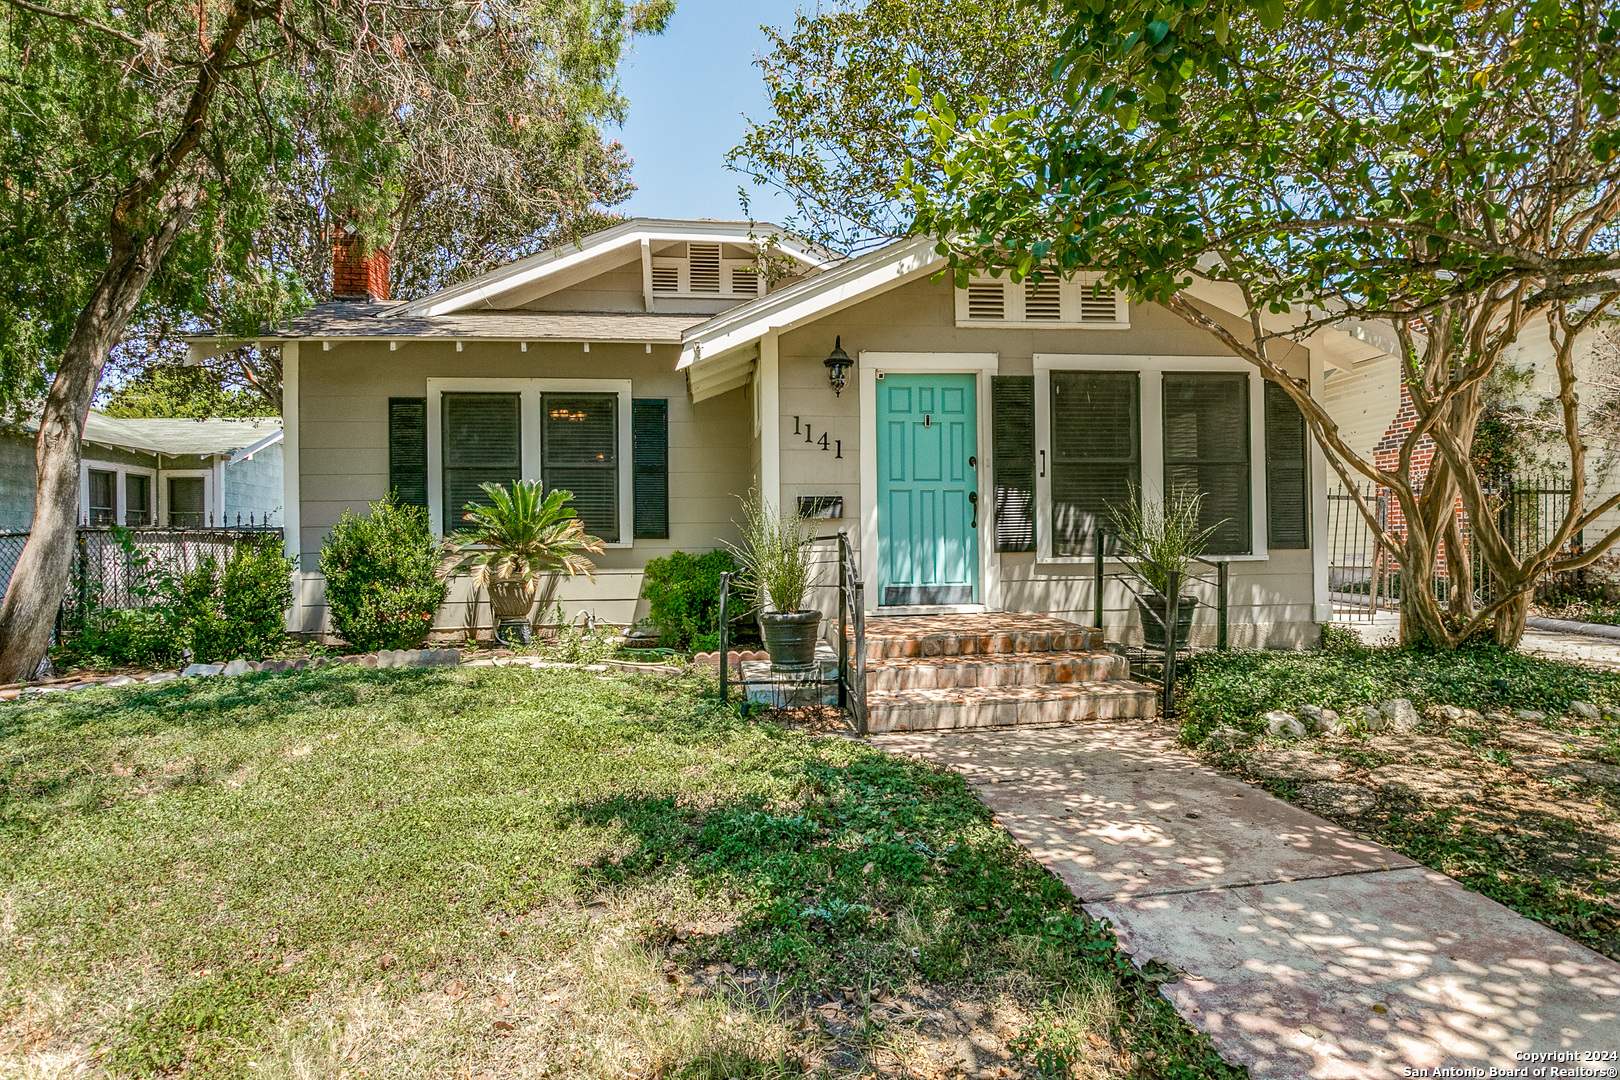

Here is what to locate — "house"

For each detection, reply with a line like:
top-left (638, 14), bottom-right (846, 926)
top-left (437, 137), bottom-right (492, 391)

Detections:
top-left (210, 219), bottom-right (1387, 647)
top-left (0, 413), bottom-right (284, 531)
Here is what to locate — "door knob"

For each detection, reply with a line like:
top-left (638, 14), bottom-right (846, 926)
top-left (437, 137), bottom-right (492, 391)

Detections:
top-left (969, 490), bottom-right (979, 528)
top-left (968, 455), bottom-right (977, 468)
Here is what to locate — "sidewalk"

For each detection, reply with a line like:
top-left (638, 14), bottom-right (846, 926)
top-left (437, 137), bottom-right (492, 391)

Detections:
top-left (874, 721), bottom-right (1620, 1079)
top-left (1340, 607), bottom-right (1620, 669)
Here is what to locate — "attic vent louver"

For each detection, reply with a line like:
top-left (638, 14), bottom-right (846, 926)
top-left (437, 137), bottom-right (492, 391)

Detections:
top-left (1078, 274), bottom-right (1121, 322)
top-left (1024, 279), bottom-right (1061, 320)
top-left (730, 266), bottom-right (760, 295)
top-left (651, 262), bottom-right (679, 293)
top-left (688, 243), bottom-right (721, 292)
top-left (966, 281), bottom-right (1006, 320)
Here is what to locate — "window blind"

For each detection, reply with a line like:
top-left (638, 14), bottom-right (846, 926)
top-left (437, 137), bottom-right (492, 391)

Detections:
top-left (442, 392), bottom-right (522, 533)
top-left (1050, 371), bottom-right (1139, 555)
top-left (542, 392), bottom-right (618, 543)
top-left (991, 376), bottom-right (1035, 552)
top-left (87, 469), bottom-right (116, 525)
top-left (124, 473), bottom-right (151, 526)
top-left (1265, 380), bottom-right (1310, 549)
top-left (1163, 372), bottom-right (1251, 555)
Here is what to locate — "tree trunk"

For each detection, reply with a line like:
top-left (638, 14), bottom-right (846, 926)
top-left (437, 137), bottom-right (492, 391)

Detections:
top-left (0, 208), bottom-right (199, 682)
top-left (1492, 588), bottom-right (1531, 650)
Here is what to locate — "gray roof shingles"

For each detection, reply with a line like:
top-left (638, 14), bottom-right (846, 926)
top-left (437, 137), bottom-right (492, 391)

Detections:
top-left (250, 303), bottom-right (707, 343)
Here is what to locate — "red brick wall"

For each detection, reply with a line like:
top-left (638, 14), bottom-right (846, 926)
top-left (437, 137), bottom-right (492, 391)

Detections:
top-left (1370, 376), bottom-right (1466, 571)
top-left (332, 231), bottom-right (390, 301)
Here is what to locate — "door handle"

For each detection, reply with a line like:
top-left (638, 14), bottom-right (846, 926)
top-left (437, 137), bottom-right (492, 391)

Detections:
top-left (969, 490), bottom-right (978, 529)
top-left (1039, 450), bottom-right (1046, 477)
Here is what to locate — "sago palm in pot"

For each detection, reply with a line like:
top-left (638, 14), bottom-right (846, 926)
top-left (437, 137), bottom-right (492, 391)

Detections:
top-left (445, 481), bottom-right (605, 644)
top-left (727, 493), bottom-right (821, 670)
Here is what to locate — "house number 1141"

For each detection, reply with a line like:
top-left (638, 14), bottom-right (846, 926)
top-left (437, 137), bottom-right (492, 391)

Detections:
top-left (792, 416), bottom-right (842, 459)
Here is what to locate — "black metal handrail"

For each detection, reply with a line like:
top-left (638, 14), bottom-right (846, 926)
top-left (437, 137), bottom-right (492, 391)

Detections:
top-left (1087, 528), bottom-right (1229, 715)
top-left (715, 531), bottom-right (868, 736)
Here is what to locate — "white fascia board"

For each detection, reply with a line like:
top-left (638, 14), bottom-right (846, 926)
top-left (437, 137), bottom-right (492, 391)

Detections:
top-left (390, 218), bottom-right (833, 318)
top-left (679, 236), bottom-right (942, 371)
top-left (227, 427), bottom-right (285, 465)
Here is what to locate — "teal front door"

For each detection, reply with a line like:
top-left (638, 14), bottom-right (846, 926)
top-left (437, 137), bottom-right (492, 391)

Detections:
top-left (877, 372), bottom-right (979, 606)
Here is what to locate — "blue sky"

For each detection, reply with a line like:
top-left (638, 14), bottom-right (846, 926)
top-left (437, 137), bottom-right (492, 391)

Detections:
top-left (616, 0), bottom-right (814, 226)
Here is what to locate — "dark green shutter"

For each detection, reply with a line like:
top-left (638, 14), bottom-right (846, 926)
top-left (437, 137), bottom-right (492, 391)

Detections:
top-left (442, 392), bottom-right (521, 533)
top-left (1265, 381), bottom-right (1310, 548)
top-left (542, 392), bottom-right (619, 544)
top-left (1163, 372), bottom-right (1251, 555)
top-left (991, 376), bottom-right (1035, 552)
top-left (388, 397), bottom-right (428, 508)
top-left (1050, 371), bottom-right (1140, 555)
top-left (632, 398), bottom-right (669, 539)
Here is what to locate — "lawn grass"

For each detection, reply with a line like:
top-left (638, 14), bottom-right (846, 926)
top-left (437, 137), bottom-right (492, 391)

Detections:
top-left (0, 664), bottom-right (1236, 1079)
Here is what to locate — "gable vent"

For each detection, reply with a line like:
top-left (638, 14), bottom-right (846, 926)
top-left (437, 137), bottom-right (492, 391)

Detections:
top-left (730, 266), bottom-right (761, 295)
top-left (651, 262), bottom-right (680, 293)
top-left (1077, 274), bottom-right (1122, 322)
top-left (687, 242), bottom-right (721, 292)
top-left (967, 281), bottom-right (1006, 319)
top-left (1024, 279), bottom-right (1061, 320)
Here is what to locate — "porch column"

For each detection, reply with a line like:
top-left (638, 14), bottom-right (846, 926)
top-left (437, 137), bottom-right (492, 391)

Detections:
top-left (282, 340), bottom-right (302, 632)
top-left (1310, 350), bottom-right (1331, 624)
top-left (760, 329), bottom-right (781, 512)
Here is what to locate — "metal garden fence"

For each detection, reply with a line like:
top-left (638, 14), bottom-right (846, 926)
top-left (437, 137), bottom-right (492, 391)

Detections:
top-left (0, 525), bottom-right (284, 617)
top-left (1328, 470), bottom-right (1580, 621)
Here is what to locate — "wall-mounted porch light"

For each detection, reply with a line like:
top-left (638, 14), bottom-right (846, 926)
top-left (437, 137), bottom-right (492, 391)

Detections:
top-left (824, 336), bottom-right (852, 396)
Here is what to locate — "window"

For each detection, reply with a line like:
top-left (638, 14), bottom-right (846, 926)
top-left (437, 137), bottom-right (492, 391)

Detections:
top-left (1050, 372), bottom-right (1140, 555)
top-left (168, 476), bottom-right (206, 527)
top-left (441, 392), bottom-right (522, 533)
top-left (958, 274), bottom-right (1128, 327)
top-left (436, 388), bottom-right (624, 543)
top-left (542, 393), bottom-right (619, 543)
top-left (87, 469), bottom-right (116, 525)
top-left (125, 474), bottom-right (151, 526)
top-left (1163, 372), bottom-right (1251, 555)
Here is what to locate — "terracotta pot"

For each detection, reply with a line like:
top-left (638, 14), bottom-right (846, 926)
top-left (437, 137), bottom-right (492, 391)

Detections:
top-left (759, 610), bottom-right (822, 671)
top-left (487, 577), bottom-right (538, 621)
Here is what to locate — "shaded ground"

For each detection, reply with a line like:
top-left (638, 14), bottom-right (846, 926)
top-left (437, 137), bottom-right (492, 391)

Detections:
top-left (0, 664), bottom-right (1232, 1079)
top-left (1182, 643), bottom-right (1620, 961)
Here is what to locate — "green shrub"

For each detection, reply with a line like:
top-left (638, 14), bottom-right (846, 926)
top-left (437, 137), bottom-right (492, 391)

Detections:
top-left (173, 536), bottom-right (295, 662)
top-left (1180, 637), bottom-right (1620, 743)
top-left (319, 495), bottom-right (447, 651)
top-left (55, 607), bottom-right (180, 669)
top-left (641, 548), bottom-right (737, 649)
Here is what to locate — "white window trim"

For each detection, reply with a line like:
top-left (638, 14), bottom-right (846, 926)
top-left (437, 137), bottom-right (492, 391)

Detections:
top-left (955, 276), bottom-right (1130, 330)
top-left (1033, 354), bottom-right (1270, 564)
top-left (858, 352), bottom-right (1000, 616)
top-left (80, 459), bottom-right (157, 527)
top-left (159, 469), bottom-right (214, 527)
top-left (426, 377), bottom-right (634, 546)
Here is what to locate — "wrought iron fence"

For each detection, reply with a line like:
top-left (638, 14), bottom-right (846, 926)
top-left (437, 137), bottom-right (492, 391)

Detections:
top-left (0, 525), bottom-right (284, 616)
top-left (1327, 470), bottom-right (1580, 621)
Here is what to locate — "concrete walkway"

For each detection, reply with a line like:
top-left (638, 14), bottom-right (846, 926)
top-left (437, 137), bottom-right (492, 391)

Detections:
top-left (874, 721), bottom-right (1620, 1079)
top-left (1340, 608), bottom-right (1620, 669)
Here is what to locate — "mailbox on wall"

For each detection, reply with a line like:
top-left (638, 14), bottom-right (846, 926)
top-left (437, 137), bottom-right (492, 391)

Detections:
top-left (796, 495), bottom-right (844, 520)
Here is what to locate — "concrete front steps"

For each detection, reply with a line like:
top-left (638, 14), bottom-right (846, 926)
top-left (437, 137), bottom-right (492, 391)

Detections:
top-left (853, 613), bottom-right (1158, 733)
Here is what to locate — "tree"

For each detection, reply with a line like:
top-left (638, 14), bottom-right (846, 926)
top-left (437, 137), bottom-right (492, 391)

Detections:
top-left (0, 0), bottom-right (671, 681)
top-left (729, 0), bottom-right (1062, 255)
top-left (100, 363), bottom-right (275, 419)
top-left (910, 0), bottom-right (1620, 648)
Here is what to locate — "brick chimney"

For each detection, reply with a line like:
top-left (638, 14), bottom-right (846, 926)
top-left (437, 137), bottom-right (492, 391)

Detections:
top-left (331, 228), bottom-right (390, 301)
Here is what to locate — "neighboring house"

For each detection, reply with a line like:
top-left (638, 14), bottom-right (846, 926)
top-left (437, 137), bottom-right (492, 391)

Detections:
top-left (200, 219), bottom-right (1386, 646)
top-left (0, 413), bottom-right (284, 530)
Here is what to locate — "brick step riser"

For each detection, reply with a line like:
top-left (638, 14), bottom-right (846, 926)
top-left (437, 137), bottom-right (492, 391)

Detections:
top-left (865, 657), bottom-right (1128, 692)
top-left (865, 690), bottom-right (1157, 734)
top-left (857, 630), bottom-right (1105, 660)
